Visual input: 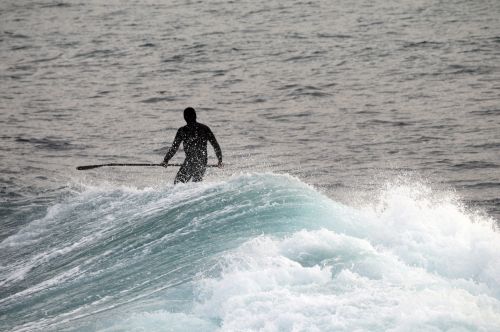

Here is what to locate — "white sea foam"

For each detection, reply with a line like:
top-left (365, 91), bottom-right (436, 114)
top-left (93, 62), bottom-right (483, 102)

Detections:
top-left (194, 229), bottom-right (500, 331)
top-left (192, 180), bottom-right (500, 331)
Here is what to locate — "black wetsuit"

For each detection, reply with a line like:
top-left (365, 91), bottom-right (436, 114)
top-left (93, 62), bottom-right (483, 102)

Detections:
top-left (164, 122), bottom-right (222, 183)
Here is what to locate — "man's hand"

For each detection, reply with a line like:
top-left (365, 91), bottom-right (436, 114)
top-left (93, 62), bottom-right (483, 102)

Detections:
top-left (217, 161), bottom-right (224, 169)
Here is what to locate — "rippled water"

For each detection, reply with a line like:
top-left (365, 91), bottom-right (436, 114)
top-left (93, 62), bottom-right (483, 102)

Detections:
top-left (1, 0), bottom-right (499, 330)
top-left (1, 0), bottom-right (499, 215)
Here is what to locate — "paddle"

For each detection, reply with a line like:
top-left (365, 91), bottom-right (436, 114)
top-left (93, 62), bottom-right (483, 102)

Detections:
top-left (77, 163), bottom-right (220, 170)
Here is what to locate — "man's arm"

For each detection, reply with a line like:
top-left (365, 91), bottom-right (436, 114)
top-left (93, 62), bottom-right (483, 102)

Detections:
top-left (163, 129), bottom-right (183, 163)
top-left (207, 128), bottom-right (223, 165)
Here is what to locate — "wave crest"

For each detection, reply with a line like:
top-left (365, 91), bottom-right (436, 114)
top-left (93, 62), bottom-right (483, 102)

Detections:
top-left (1, 173), bottom-right (499, 331)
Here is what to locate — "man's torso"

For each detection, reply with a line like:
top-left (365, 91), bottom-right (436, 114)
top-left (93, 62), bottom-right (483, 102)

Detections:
top-left (179, 122), bottom-right (211, 164)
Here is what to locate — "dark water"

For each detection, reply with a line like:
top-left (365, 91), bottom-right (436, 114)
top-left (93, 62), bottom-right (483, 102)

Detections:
top-left (1, 0), bottom-right (500, 331)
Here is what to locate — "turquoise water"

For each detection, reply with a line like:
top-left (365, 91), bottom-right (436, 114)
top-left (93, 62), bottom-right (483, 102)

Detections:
top-left (2, 174), bottom-right (499, 331)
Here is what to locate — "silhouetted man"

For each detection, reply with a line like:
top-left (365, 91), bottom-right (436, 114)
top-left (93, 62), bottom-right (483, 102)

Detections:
top-left (161, 107), bottom-right (223, 184)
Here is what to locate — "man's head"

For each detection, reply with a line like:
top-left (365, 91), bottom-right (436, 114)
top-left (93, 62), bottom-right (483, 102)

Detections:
top-left (184, 107), bottom-right (197, 124)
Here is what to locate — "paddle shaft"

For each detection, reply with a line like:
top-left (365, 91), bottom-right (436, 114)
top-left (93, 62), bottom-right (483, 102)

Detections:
top-left (77, 163), bottom-right (219, 170)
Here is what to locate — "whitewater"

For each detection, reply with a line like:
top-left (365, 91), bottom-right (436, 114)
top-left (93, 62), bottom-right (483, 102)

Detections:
top-left (1, 173), bottom-right (499, 331)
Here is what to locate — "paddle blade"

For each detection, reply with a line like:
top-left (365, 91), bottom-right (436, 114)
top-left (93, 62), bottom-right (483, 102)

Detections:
top-left (77, 165), bottom-right (103, 170)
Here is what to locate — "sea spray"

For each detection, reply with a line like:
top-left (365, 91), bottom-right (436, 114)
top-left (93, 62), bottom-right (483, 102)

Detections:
top-left (1, 173), bottom-right (499, 331)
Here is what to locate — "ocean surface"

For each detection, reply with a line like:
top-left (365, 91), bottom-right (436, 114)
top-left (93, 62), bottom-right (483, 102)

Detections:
top-left (1, 0), bottom-right (499, 331)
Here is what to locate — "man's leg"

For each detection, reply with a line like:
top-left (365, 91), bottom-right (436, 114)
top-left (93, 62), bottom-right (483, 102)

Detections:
top-left (191, 165), bottom-right (207, 182)
top-left (174, 164), bottom-right (191, 184)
